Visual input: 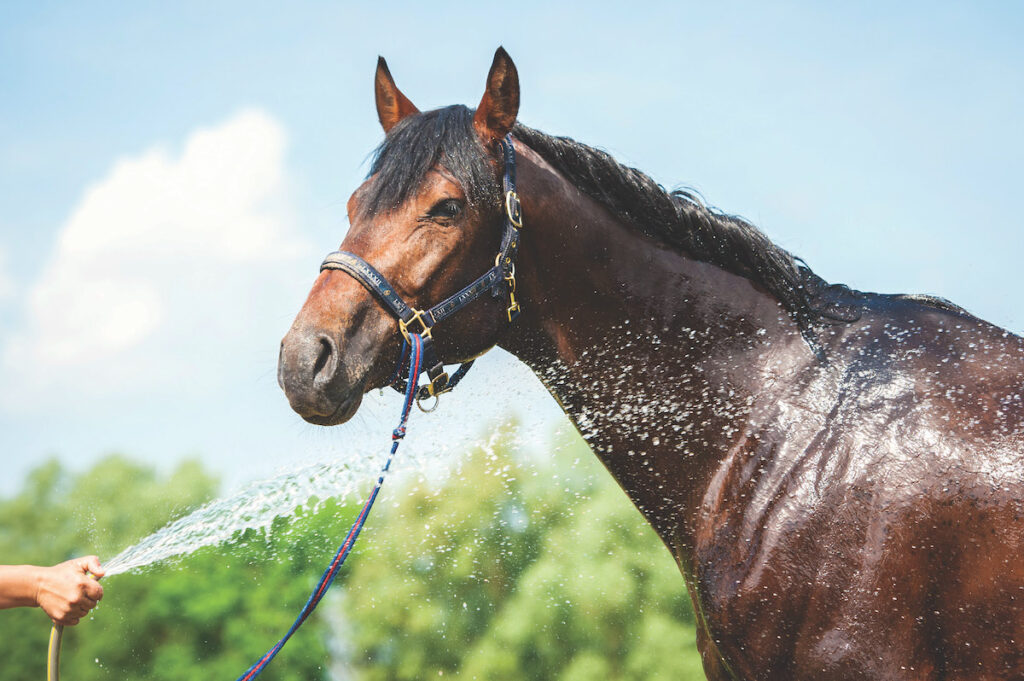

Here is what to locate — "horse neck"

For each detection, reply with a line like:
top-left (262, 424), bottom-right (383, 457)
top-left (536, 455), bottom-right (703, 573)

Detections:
top-left (500, 143), bottom-right (811, 548)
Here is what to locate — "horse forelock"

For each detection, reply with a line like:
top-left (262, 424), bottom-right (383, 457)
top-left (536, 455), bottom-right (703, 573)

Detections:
top-left (357, 105), bottom-right (502, 221)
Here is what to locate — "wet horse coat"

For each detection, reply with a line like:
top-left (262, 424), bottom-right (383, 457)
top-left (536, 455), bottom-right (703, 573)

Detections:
top-left (278, 49), bottom-right (1024, 679)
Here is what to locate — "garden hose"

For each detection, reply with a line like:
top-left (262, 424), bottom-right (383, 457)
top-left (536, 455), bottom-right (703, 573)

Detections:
top-left (46, 570), bottom-right (98, 681)
top-left (47, 623), bottom-right (63, 681)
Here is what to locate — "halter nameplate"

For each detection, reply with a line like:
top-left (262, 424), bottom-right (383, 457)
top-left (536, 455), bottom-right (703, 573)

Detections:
top-left (320, 252), bottom-right (416, 322)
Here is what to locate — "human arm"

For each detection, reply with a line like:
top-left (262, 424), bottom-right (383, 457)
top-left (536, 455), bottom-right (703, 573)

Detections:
top-left (0, 556), bottom-right (105, 625)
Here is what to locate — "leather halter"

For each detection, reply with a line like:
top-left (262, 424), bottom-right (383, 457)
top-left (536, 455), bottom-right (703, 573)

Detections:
top-left (320, 135), bottom-right (523, 409)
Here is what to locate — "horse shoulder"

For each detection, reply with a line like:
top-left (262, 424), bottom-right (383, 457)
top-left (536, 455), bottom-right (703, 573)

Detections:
top-left (687, 302), bottom-right (1024, 677)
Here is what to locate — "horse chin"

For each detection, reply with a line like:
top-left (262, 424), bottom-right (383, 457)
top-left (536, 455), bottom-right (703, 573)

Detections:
top-left (301, 389), bottom-right (364, 427)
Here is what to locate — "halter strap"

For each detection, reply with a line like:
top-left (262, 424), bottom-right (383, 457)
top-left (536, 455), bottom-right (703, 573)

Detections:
top-left (318, 252), bottom-right (416, 323)
top-left (319, 135), bottom-right (523, 406)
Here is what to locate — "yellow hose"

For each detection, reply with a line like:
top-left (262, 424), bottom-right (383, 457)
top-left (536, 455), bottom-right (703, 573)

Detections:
top-left (47, 623), bottom-right (63, 681)
top-left (46, 569), bottom-right (99, 681)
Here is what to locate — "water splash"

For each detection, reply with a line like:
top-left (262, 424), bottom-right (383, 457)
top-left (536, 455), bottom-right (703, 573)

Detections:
top-left (100, 353), bottom-right (562, 577)
top-left (101, 457), bottom-right (381, 576)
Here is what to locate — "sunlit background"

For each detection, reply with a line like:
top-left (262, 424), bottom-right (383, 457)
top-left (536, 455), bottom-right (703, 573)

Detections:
top-left (2, 2), bottom-right (1022, 494)
top-left (1, 3), bottom-right (1022, 678)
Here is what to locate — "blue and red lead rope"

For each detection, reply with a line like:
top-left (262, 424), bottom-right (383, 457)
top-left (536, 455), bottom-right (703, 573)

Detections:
top-left (236, 334), bottom-right (425, 681)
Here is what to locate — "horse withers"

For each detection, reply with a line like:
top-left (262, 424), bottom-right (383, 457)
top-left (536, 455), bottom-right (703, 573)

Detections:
top-left (278, 48), bottom-right (1024, 680)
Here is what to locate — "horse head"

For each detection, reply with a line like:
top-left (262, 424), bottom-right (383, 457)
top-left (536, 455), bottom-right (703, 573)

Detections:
top-left (278, 48), bottom-right (521, 425)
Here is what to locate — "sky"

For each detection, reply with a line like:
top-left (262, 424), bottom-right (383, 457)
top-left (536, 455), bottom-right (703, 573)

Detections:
top-left (1, 2), bottom-right (1022, 497)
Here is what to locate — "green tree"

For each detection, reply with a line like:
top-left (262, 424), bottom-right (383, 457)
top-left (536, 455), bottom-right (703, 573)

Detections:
top-left (0, 455), bottom-right (347, 681)
top-left (343, 429), bottom-right (706, 680)
top-left (0, 456), bottom-right (218, 678)
top-left (2, 426), bottom-right (708, 680)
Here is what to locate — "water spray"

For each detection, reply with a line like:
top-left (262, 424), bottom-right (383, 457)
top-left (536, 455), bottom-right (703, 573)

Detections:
top-left (43, 334), bottom-right (426, 681)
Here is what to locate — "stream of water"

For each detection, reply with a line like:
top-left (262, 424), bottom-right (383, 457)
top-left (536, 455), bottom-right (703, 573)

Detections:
top-left (100, 355), bottom-right (558, 577)
top-left (101, 457), bottom-right (382, 577)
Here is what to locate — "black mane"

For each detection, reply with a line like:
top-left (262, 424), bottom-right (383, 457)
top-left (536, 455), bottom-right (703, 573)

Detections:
top-left (363, 105), bottom-right (866, 343)
top-left (511, 124), bottom-right (866, 338)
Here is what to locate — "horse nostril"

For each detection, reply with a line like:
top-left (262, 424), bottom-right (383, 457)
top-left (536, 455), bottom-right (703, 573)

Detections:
top-left (312, 335), bottom-right (337, 385)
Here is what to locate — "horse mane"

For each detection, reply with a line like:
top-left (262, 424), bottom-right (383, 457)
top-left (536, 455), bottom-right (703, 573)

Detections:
top-left (362, 105), bottom-right (879, 347)
top-left (510, 124), bottom-right (866, 340)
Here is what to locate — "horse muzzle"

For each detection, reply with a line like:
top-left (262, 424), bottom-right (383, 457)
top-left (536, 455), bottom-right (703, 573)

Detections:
top-left (277, 330), bottom-right (366, 425)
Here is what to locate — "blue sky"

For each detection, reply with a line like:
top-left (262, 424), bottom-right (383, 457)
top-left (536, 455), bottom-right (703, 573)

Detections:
top-left (1, 2), bottom-right (1021, 495)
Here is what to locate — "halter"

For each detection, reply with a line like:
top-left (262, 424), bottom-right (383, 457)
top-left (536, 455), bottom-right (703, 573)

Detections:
top-left (320, 135), bottom-right (523, 410)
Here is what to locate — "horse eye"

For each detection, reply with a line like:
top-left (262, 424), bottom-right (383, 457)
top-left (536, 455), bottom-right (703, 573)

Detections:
top-left (428, 199), bottom-right (463, 220)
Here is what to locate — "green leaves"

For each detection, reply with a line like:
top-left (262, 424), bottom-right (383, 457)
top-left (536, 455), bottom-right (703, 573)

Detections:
top-left (343, 430), bottom-right (704, 681)
top-left (0, 426), bottom-right (706, 680)
top-left (0, 456), bottom-right (335, 681)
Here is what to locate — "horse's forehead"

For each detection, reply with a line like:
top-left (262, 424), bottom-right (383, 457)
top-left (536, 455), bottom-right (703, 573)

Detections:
top-left (346, 167), bottom-right (465, 222)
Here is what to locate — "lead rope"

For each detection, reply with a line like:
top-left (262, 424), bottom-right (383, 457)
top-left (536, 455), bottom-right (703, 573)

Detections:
top-left (235, 332), bottom-right (426, 681)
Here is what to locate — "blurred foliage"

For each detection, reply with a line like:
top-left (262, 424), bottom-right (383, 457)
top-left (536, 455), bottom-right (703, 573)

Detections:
top-left (0, 456), bottom-right (341, 680)
top-left (0, 428), bottom-right (705, 680)
top-left (343, 427), bottom-right (704, 680)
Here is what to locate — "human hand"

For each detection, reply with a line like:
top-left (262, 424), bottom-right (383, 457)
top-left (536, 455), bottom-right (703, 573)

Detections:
top-left (35, 556), bottom-right (105, 625)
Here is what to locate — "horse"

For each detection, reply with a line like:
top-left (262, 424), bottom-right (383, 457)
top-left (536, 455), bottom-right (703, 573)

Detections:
top-left (278, 48), bottom-right (1024, 680)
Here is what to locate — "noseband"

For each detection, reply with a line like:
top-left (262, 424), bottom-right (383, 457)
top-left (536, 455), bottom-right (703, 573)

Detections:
top-left (319, 135), bottom-right (523, 410)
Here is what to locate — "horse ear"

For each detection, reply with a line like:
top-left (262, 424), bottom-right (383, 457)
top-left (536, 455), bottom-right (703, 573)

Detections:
top-left (375, 56), bottom-right (419, 133)
top-left (474, 47), bottom-right (520, 144)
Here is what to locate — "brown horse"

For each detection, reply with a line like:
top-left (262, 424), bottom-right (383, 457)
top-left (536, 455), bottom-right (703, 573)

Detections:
top-left (278, 48), bottom-right (1024, 680)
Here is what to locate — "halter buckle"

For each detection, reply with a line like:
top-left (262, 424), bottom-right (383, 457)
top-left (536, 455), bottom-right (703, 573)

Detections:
top-left (505, 190), bottom-right (523, 228)
top-left (425, 371), bottom-right (450, 397)
top-left (398, 309), bottom-right (432, 342)
top-left (412, 368), bottom-right (451, 412)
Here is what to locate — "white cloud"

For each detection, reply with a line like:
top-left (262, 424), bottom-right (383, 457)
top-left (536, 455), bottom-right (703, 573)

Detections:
top-left (1, 109), bottom-right (312, 406)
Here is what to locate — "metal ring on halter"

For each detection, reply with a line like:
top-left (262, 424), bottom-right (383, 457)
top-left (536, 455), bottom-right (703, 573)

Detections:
top-left (416, 392), bottom-right (440, 413)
